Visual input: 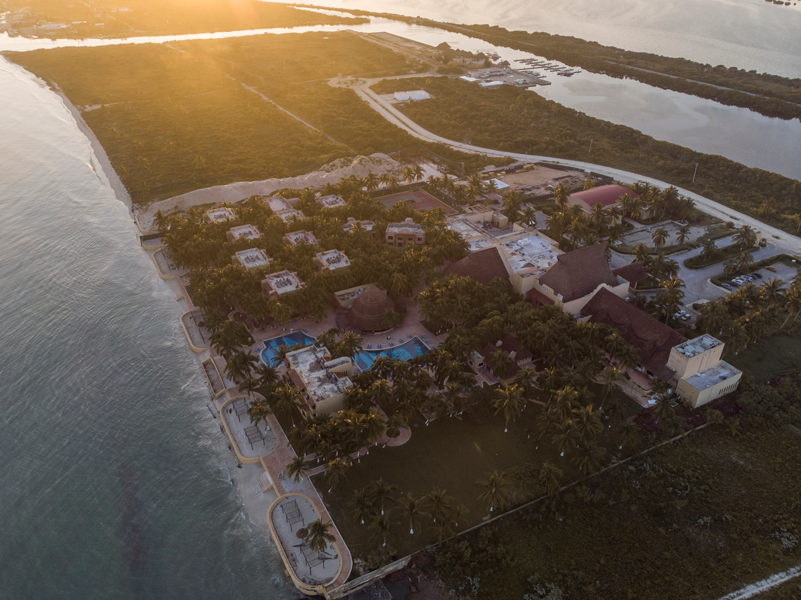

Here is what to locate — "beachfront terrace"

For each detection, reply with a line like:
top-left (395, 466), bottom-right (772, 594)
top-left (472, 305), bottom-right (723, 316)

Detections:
top-left (313, 249), bottom-right (350, 272)
top-left (227, 224), bottom-right (261, 242)
top-left (261, 270), bottom-right (305, 296)
top-left (283, 230), bottom-right (319, 247)
top-left (233, 248), bottom-right (271, 270)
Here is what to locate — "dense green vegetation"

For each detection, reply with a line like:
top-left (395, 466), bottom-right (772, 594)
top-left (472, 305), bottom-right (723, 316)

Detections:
top-left (415, 373), bottom-right (801, 600)
top-left (371, 76), bottom-right (801, 235)
top-left (1, 0), bottom-right (366, 38)
top-left (8, 32), bottom-right (498, 204)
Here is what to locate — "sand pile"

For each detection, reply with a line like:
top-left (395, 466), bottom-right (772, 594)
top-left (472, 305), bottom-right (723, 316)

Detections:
top-left (139, 153), bottom-right (402, 231)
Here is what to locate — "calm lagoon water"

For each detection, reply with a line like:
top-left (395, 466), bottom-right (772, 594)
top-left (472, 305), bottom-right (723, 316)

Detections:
top-left (0, 59), bottom-right (294, 600)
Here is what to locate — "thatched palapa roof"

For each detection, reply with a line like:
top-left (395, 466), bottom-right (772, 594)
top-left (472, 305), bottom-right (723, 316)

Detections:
top-left (347, 285), bottom-right (395, 332)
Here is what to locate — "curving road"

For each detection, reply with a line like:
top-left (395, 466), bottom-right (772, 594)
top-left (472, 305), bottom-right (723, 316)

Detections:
top-left (332, 76), bottom-right (801, 257)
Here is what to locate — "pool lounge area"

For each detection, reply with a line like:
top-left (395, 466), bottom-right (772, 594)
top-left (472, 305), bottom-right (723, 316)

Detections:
top-left (259, 332), bottom-right (429, 371)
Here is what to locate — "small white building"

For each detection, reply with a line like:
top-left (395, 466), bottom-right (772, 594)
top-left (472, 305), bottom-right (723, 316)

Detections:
top-left (393, 90), bottom-right (431, 102)
top-left (317, 194), bottom-right (347, 209)
top-left (314, 249), bottom-right (350, 272)
top-left (227, 225), bottom-right (261, 242)
top-left (233, 248), bottom-right (271, 270)
top-left (261, 270), bottom-right (305, 297)
top-left (283, 230), bottom-right (319, 247)
top-left (205, 207), bottom-right (236, 223)
top-left (276, 208), bottom-right (306, 224)
top-left (670, 335), bottom-right (742, 408)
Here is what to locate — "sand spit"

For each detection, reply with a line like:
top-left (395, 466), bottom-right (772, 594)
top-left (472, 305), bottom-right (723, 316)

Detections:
top-left (138, 153), bottom-right (402, 231)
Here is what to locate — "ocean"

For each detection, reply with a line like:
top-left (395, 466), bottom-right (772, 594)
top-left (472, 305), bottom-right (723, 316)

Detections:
top-left (0, 60), bottom-right (293, 600)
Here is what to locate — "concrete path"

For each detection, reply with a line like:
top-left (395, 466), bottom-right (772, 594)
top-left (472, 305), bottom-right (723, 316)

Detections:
top-left (334, 76), bottom-right (801, 258)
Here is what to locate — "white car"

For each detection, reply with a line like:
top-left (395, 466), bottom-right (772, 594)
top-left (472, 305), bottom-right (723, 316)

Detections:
top-left (733, 278), bottom-right (744, 285)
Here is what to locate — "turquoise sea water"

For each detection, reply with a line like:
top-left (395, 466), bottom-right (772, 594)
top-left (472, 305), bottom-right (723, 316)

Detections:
top-left (0, 60), bottom-right (294, 600)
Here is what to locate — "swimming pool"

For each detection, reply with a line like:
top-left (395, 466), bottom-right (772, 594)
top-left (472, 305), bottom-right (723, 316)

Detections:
top-left (260, 332), bottom-right (316, 366)
top-left (353, 338), bottom-right (429, 371)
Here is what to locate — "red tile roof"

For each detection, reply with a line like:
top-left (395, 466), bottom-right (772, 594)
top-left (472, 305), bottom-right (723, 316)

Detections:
top-left (582, 288), bottom-right (685, 381)
top-left (443, 246), bottom-right (509, 286)
top-left (526, 287), bottom-right (555, 306)
top-left (571, 185), bottom-right (637, 207)
top-left (481, 334), bottom-right (534, 379)
top-left (538, 243), bottom-right (618, 302)
top-left (612, 262), bottom-right (649, 285)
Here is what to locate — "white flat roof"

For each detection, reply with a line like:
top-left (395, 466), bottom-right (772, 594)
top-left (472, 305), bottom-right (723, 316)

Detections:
top-left (267, 197), bottom-right (292, 213)
top-left (228, 225), bottom-right (261, 240)
top-left (468, 237), bottom-right (495, 252)
top-left (288, 345), bottom-right (352, 402)
top-left (316, 249), bottom-right (350, 270)
top-left (343, 220), bottom-right (374, 233)
top-left (387, 221), bottom-right (425, 235)
top-left (684, 361), bottom-right (741, 391)
top-left (276, 209), bottom-right (306, 223)
top-left (674, 334), bottom-right (722, 357)
top-left (234, 248), bottom-right (270, 269)
top-left (284, 230), bottom-right (318, 246)
top-left (502, 234), bottom-right (560, 272)
top-left (264, 270), bottom-right (304, 294)
top-left (207, 207), bottom-right (235, 222)
top-left (318, 194), bottom-right (347, 208)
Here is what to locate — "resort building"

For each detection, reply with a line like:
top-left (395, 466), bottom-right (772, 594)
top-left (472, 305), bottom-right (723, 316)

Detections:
top-left (334, 284), bottom-right (373, 309)
top-left (527, 243), bottom-right (631, 314)
top-left (226, 224), bottom-right (261, 242)
top-left (385, 219), bottom-right (426, 248)
top-left (581, 288), bottom-right (686, 384)
top-left (568, 185), bottom-right (636, 221)
top-left (501, 234), bottom-right (561, 295)
top-left (669, 335), bottom-right (742, 408)
top-left (342, 218), bottom-right (375, 235)
top-left (393, 90), bottom-right (431, 102)
top-left (443, 246), bottom-right (510, 287)
top-left (276, 208), bottom-right (306, 224)
top-left (316, 194), bottom-right (347, 209)
top-left (285, 345), bottom-right (354, 416)
top-left (282, 230), bottom-right (319, 247)
top-left (205, 207), bottom-right (236, 223)
top-left (346, 284), bottom-right (395, 332)
top-left (232, 248), bottom-right (271, 270)
top-left (266, 196), bottom-right (294, 214)
top-left (313, 249), bottom-right (350, 272)
top-left (261, 270), bottom-right (305, 297)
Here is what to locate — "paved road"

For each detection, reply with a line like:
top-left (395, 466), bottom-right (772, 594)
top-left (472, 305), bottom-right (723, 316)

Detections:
top-left (335, 77), bottom-right (801, 258)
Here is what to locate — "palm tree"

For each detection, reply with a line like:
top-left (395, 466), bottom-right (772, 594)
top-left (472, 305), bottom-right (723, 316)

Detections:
top-left (287, 456), bottom-right (311, 483)
top-left (425, 487), bottom-right (455, 523)
top-left (653, 393), bottom-right (675, 421)
top-left (572, 443), bottom-right (606, 475)
top-left (488, 348), bottom-right (514, 379)
top-left (618, 421), bottom-right (640, 450)
top-left (225, 350), bottom-right (259, 384)
top-left (336, 331), bottom-right (363, 360)
top-left (676, 224), bottom-right (692, 245)
top-left (369, 478), bottom-right (397, 515)
top-left (271, 344), bottom-right (293, 367)
top-left (305, 519), bottom-right (335, 553)
top-left (247, 400), bottom-right (271, 428)
top-left (651, 227), bottom-right (669, 249)
top-left (733, 225), bottom-right (757, 250)
top-left (350, 487), bottom-right (373, 526)
top-left (325, 458), bottom-right (350, 493)
top-left (760, 278), bottom-right (785, 306)
top-left (598, 366), bottom-right (624, 408)
top-left (632, 242), bottom-right (650, 265)
top-left (571, 404), bottom-right (604, 445)
top-left (696, 301), bottom-right (728, 336)
top-left (477, 471), bottom-right (509, 514)
top-left (402, 494), bottom-right (426, 535)
top-left (658, 277), bottom-right (686, 323)
top-left (520, 205), bottom-right (538, 228)
top-left (271, 385), bottom-right (305, 423)
top-left (254, 363), bottom-right (279, 388)
top-left (538, 462), bottom-right (563, 497)
top-left (364, 172), bottom-right (379, 191)
top-left (513, 366), bottom-right (539, 397)
top-left (735, 251), bottom-right (754, 274)
top-left (369, 512), bottom-right (395, 547)
top-left (700, 239), bottom-right (718, 262)
top-left (492, 385), bottom-right (525, 433)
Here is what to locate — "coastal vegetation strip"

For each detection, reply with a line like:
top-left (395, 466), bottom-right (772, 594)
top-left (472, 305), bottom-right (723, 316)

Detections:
top-left (7, 32), bottom-right (498, 204)
top-left (369, 77), bottom-right (801, 237)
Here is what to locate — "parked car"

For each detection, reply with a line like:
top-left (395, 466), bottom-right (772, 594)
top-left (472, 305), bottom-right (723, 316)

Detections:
top-left (681, 314), bottom-right (690, 321)
top-left (766, 266), bottom-right (777, 272)
top-left (722, 283), bottom-right (733, 290)
top-left (754, 272), bottom-right (763, 279)
top-left (733, 278), bottom-right (744, 285)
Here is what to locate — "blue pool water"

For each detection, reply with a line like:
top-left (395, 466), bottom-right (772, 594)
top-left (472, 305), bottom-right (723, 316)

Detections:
top-left (354, 338), bottom-right (429, 371)
top-left (261, 332), bottom-right (316, 365)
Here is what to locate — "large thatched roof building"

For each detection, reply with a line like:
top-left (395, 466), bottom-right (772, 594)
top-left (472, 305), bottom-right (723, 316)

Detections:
top-left (347, 285), bottom-right (395, 332)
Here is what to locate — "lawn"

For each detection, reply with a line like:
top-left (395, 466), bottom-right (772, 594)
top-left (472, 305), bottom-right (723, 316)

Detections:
top-left (731, 335), bottom-right (801, 382)
top-left (315, 383), bottom-right (639, 562)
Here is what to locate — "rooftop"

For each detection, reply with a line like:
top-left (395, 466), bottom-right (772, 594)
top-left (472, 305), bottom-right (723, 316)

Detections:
top-left (570, 185), bottom-right (637, 207)
top-left (228, 224), bottom-right (261, 240)
top-left (502, 234), bottom-right (560, 273)
top-left (443, 246), bottom-right (510, 286)
top-left (342, 219), bottom-right (374, 234)
top-left (684, 361), bottom-right (741, 391)
top-left (315, 249), bottom-right (350, 270)
top-left (234, 248), bottom-right (270, 269)
top-left (284, 230), bottom-right (319, 246)
top-left (386, 220), bottom-right (426, 235)
top-left (263, 270), bottom-right (304, 295)
top-left (674, 334), bottom-right (722, 358)
top-left (287, 345), bottom-right (353, 405)
top-left (317, 194), bottom-right (347, 208)
top-left (276, 208), bottom-right (306, 223)
top-left (267, 196), bottom-right (293, 213)
top-left (538, 243), bottom-right (618, 302)
top-left (206, 207), bottom-right (235, 222)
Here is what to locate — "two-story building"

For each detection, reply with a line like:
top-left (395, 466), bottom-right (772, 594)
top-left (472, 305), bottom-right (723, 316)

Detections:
top-left (669, 335), bottom-right (742, 408)
top-left (261, 270), bottom-right (305, 297)
top-left (285, 345), bottom-right (354, 416)
top-left (385, 219), bottom-right (425, 248)
top-left (227, 224), bottom-right (261, 242)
